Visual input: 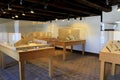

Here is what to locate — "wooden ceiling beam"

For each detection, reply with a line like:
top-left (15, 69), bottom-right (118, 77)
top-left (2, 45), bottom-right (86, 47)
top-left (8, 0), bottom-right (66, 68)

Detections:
top-left (74, 0), bottom-right (112, 12)
top-left (0, 13), bottom-right (56, 21)
top-left (9, 2), bottom-right (88, 17)
top-left (25, 0), bottom-right (98, 16)
top-left (0, 2), bottom-right (74, 16)
top-left (0, 0), bottom-right (113, 21)
top-left (3, 9), bottom-right (66, 19)
top-left (60, 0), bottom-right (101, 15)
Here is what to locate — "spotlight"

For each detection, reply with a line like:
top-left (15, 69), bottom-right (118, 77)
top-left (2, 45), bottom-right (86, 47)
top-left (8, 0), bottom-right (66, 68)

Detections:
top-left (8, 4), bottom-right (12, 10)
top-left (3, 11), bottom-right (6, 14)
top-left (15, 15), bottom-right (18, 18)
top-left (12, 16), bottom-right (15, 19)
top-left (30, 10), bottom-right (34, 13)
top-left (20, 0), bottom-right (23, 5)
top-left (55, 18), bottom-right (58, 21)
top-left (1, 9), bottom-right (6, 14)
top-left (22, 13), bottom-right (25, 16)
top-left (44, 4), bottom-right (48, 9)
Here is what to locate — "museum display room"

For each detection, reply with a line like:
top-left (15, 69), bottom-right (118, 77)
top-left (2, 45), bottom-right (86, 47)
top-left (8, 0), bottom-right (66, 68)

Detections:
top-left (0, 1), bottom-right (120, 80)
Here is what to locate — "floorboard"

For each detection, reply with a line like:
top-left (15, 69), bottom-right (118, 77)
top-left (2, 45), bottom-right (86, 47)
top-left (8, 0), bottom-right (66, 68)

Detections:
top-left (0, 50), bottom-right (120, 80)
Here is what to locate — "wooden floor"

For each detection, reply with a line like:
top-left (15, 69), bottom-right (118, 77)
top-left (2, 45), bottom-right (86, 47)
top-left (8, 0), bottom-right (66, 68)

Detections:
top-left (0, 49), bottom-right (120, 80)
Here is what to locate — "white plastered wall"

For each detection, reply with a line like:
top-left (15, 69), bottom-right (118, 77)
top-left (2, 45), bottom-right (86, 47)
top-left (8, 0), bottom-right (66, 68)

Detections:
top-left (0, 16), bottom-right (101, 53)
top-left (46, 16), bottom-right (101, 53)
top-left (101, 5), bottom-right (120, 49)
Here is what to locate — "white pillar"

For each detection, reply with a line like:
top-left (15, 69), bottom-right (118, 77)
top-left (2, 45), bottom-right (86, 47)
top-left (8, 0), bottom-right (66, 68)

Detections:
top-left (14, 20), bottom-right (19, 33)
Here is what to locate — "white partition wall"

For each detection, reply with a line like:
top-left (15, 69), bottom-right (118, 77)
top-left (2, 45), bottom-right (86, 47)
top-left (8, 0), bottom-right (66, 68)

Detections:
top-left (0, 33), bottom-right (21, 44)
top-left (114, 31), bottom-right (120, 40)
top-left (0, 33), bottom-right (8, 43)
top-left (8, 33), bottom-right (21, 44)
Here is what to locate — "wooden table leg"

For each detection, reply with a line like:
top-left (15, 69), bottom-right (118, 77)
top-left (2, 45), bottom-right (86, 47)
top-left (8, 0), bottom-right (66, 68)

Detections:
top-left (1, 53), bottom-right (6, 69)
top-left (71, 46), bottom-right (73, 53)
top-left (49, 57), bottom-right (53, 77)
top-left (82, 43), bottom-right (85, 55)
top-left (0, 52), bottom-right (2, 67)
top-left (19, 61), bottom-right (25, 80)
top-left (63, 45), bottom-right (66, 60)
top-left (111, 63), bottom-right (116, 75)
top-left (100, 61), bottom-right (105, 80)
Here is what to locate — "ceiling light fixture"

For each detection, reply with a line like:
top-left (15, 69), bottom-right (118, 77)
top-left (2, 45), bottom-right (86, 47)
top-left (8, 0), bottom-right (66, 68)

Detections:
top-left (22, 13), bottom-right (25, 16)
top-left (12, 16), bottom-right (15, 19)
top-left (117, 4), bottom-right (120, 11)
top-left (8, 4), bottom-right (12, 10)
top-left (15, 15), bottom-right (18, 18)
top-left (55, 18), bottom-right (58, 21)
top-left (106, 0), bottom-right (109, 5)
top-left (44, 4), bottom-right (48, 9)
top-left (3, 11), bottom-right (6, 14)
top-left (30, 10), bottom-right (34, 13)
top-left (1, 9), bottom-right (6, 14)
top-left (20, 0), bottom-right (23, 5)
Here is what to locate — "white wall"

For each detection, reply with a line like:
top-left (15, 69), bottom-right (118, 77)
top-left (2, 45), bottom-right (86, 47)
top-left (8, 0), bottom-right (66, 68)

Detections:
top-left (0, 16), bottom-right (101, 53)
top-left (5, 21), bottom-right (14, 33)
top-left (114, 31), bottom-right (120, 40)
top-left (101, 5), bottom-right (120, 49)
top-left (0, 24), bottom-right (6, 32)
top-left (19, 21), bottom-right (48, 35)
top-left (46, 16), bottom-right (101, 53)
top-left (103, 5), bottom-right (120, 23)
top-left (84, 17), bottom-right (101, 53)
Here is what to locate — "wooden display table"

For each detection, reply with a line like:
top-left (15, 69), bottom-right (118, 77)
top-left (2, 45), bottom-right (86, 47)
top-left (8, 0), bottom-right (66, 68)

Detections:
top-left (99, 40), bottom-right (120, 80)
top-left (54, 40), bottom-right (86, 60)
top-left (0, 43), bottom-right (55, 80)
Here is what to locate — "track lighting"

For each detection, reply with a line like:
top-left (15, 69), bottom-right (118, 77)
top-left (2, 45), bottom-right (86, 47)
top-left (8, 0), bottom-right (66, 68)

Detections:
top-left (30, 10), bottom-right (34, 13)
top-left (12, 16), bottom-right (15, 19)
top-left (22, 13), bottom-right (25, 16)
top-left (20, 0), bottom-right (23, 5)
top-left (44, 4), bottom-right (48, 9)
top-left (3, 11), bottom-right (6, 14)
top-left (106, 0), bottom-right (109, 5)
top-left (15, 15), bottom-right (18, 18)
top-left (55, 18), bottom-right (58, 21)
top-left (1, 9), bottom-right (6, 14)
top-left (8, 4), bottom-right (12, 10)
